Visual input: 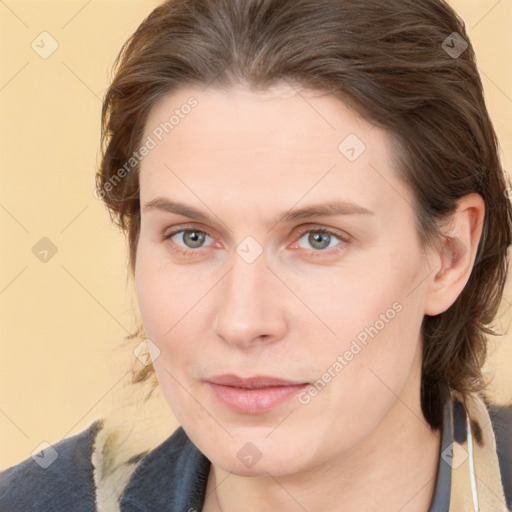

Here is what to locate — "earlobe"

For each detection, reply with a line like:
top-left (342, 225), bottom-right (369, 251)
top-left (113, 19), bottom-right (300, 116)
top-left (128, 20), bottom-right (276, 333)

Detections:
top-left (424, 194), bottom-right (485, 316)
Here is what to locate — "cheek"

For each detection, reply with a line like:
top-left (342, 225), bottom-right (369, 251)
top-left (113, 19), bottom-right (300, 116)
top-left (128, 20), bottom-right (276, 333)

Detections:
top-left (134, 249), bottom-right (205, 421)
top-left (133, 239), bottom-right (222, 418)
top-left (295, 259), bottom-right (418, 355)
top-left (134, 241), bottom-right (209, 342)
top-left (302, 248), bottom-right (426, 419)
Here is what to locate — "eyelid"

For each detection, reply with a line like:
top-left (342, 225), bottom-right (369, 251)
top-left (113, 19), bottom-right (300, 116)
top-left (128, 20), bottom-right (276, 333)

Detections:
top-left (163, 222), bottom-right (214, 238)
top-left (288, 224), bottom-right (350, 253)
top-left (292, 224), bottom-right (350, 242)
top-left (163, 225), bottom-right (217, 248)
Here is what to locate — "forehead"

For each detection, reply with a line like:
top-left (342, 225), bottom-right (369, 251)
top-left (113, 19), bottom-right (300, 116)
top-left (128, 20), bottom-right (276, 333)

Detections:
top-left (139, 84), bottom-right (413, 222)
top-left (143, 83), bottom-right (377, 160)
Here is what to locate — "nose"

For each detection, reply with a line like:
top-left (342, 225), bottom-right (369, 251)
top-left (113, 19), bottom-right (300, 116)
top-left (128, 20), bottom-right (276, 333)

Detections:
top-left (211, 251), bottom-right (288, 350)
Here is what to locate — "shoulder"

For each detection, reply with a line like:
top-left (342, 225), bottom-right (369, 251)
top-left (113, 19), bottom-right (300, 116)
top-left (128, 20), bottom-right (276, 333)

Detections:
top-left (488, 402), bottom-right (512, 444)
top-left (0, 419), bottom-right (103, 512)
top-left (488, 402), bottom-right (512, 510)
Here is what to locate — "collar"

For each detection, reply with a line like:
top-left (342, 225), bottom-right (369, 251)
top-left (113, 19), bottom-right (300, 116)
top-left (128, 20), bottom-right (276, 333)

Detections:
top-left (119, 426), bottom-right (210, 512)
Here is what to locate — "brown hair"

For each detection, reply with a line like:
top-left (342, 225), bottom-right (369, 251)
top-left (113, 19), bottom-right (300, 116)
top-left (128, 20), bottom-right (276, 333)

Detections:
top-left (96, 0), bottom-right (512, 429)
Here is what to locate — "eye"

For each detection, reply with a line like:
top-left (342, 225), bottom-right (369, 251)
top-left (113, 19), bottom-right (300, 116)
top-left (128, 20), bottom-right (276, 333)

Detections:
top-left (162, 225), bottom-right (348, 257)
top-left (295, 227), bottom-right (347, 252)
top-left (165, 228), bottom-right (214, 251)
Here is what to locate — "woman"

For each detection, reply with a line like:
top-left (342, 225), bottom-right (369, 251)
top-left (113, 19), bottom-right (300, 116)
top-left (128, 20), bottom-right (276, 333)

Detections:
top-left (1, 0), bottom-right (511, 510)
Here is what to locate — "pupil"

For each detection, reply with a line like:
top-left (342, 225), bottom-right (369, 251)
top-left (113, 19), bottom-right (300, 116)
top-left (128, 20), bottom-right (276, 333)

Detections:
top-left (184, 231), bottom-right (204, 248)
top-left (309, 232), bottom-right (330, 250)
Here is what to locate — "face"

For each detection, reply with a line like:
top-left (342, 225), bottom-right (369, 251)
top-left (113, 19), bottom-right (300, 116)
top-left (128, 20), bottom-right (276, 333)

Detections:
top-left (134, 83), bottom-right (433, 477)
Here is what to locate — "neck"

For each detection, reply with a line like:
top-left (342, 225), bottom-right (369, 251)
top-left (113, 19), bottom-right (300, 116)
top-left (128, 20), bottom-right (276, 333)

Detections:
top-left (203, 370), bottom-right (441, 512)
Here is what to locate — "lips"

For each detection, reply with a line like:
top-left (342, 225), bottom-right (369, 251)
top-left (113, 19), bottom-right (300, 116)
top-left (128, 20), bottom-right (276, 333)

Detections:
top-left (205, 374), bottom-right (310, 414)
top-left (206, 374), bottom-right (307, 388)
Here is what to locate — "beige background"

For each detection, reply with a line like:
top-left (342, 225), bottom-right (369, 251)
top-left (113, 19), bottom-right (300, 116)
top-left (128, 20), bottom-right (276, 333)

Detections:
top-left (0, 0), bottom-right (511, 469)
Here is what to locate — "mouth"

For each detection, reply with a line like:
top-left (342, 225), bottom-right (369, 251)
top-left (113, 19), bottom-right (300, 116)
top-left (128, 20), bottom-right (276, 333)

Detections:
top-left (204, 374), bottom-right (310, 415)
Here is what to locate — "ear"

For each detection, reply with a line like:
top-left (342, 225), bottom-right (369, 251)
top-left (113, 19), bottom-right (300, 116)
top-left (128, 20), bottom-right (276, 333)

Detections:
top-left (424, 193), bottom-right (485, 316)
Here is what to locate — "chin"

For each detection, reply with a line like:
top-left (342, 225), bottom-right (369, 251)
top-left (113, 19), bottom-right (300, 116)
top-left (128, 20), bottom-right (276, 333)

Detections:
top-left (205, 435), bottom-right (310, 478)
top-left (217, 453), bottom-right (303, 478)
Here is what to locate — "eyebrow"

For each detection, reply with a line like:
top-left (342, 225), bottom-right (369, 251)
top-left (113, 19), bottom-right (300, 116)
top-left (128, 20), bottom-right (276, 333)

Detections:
top-left (142, 197), bottom-right (375, 225)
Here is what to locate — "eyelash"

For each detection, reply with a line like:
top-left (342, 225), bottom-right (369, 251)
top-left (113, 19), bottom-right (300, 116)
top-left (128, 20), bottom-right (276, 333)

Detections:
top-left (162, 225), bottom-right (349, 258)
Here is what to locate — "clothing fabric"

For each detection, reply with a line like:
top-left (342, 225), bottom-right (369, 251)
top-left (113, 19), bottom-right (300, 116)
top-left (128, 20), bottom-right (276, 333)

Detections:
top-left (0, 391), bottom-right (510, 511)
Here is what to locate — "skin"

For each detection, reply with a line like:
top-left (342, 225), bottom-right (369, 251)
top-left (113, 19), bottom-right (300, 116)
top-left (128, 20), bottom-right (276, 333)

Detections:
top-left (134, 83), bottom-right (485, 512)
